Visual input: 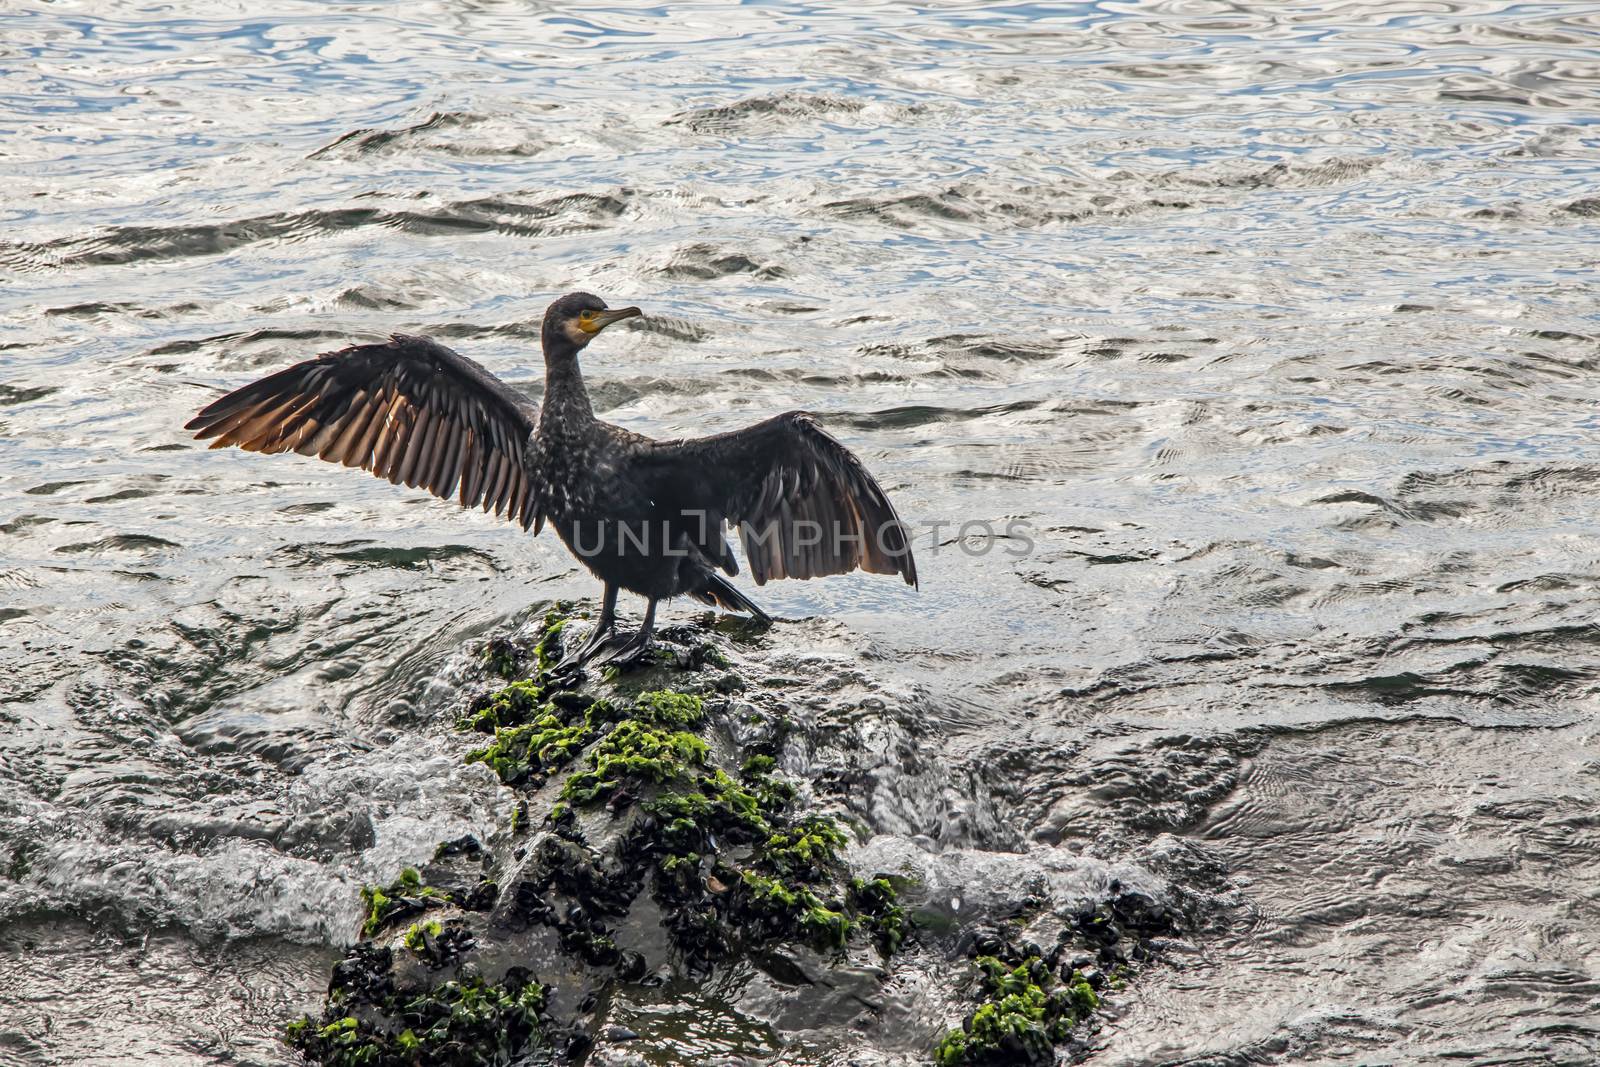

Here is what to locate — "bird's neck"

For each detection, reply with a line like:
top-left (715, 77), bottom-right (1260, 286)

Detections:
top-left (541, 353), bottom-right (594, 427)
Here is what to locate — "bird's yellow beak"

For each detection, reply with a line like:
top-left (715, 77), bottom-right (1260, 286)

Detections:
top-left (582, 306), bottom-right (642, 334)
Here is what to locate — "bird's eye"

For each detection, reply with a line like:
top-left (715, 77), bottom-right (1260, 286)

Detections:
top-left (579, 310), bottom-right (595, 323)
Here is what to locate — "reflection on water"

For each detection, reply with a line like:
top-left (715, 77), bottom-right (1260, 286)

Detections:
top-left (4, 0), bottom-right (1600, 1063)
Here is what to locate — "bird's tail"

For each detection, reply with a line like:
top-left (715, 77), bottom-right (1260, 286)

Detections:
top-left (690, 573), bottom-right (771, 622)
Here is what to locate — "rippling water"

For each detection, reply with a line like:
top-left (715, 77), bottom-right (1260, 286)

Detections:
top-left (4, 1), bottom-right (1600, 1063)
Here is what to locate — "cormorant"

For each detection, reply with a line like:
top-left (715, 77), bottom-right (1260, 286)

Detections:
top-left (185, 292), bottom-right (917, 668)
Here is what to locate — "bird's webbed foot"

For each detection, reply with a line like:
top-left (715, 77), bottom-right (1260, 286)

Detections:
top-left (590, 627), bottom-right (655, 672)
top-left (551, 620), bottom-right (616, 678)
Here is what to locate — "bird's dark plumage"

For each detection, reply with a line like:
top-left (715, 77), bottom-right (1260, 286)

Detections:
top-left (186, 291), bottom-right (916, 667)
top-left (184, 334), bottom-right (542, 531)
top-left (641, 413), bottom-right (916, 586)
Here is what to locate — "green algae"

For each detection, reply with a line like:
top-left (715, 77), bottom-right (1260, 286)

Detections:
top-left (634, 772), bottom-right (869, 959)
top-left (360, 867), bottom-right (434, 938)
top-left (934, 954), bottom-right (1099, 1067)
top-left (935, 882), bottom-right (1179, 1064)
top-left (404, 917), bottom-right (477, 969)
top-left (465, 678), bottom-right (696, 791)
top-left (459, 606), bottom-right (588, 734)
top-left (727, 871), bottom-right (859, 953)
top-left (402, 919), bottom-right (442, 953)
top-left (642, 765), bottom-right (779, 852)
top-left (741, 763), bottom-right (798, 812)
top-left (458, 678), bottom-right (544, 734)
top-left (799, 899), bottom-right (854, 951)
top-left (630, 688), bottom-right (705, 726)
top-left (286, 611), bottom-right (1189, 1067)
top-left (359, 866), bottom-right (495, 939)
top-left (466, 713), bottom-right (593, 786)
top-left (560, 720), bottom-right (708, 805)
top-left (709, 768), bottom-right (774, 829)
top-left (1067, 974), bottom-right (1099, 1016)
top-left (470, 676), bottom-right (906, 969)
top-left (286, 970), bottom-right (547, 1067)
top-left (760, 814), bottom-right (850, 879)
top-left (299, 628), bottom-right (924, 1066)
top-left (740, 753), bottom-right (776, 776)
top-left (849, 876), bottom-right (908, 955)
top-left (481, 636), bottom-right (521, 680)
top-left (534, 609), bottom-right (568, 674)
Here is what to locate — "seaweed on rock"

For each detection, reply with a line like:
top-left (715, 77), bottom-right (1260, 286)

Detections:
top-left (526, 680), bottom-right (890, 971)
top-left (934, 950), bottom-right (1097, 1067)
top-left (359, 866), bottom-right (496, 939)
top-left (289, 607), bottom-right (912, 1066)
top-left (933, 882), bottom-right (1181, 1066)
top-left (286, 964), bottom-right (550, 1067)
top-left (402, 917), bottom-right (477, 970)
top-left (293, 609), bottom-right (1187, 1067)
top-left (849, 875), bottom-right (909, 955)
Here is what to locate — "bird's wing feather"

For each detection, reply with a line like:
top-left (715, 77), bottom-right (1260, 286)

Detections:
top-left (644, 411), bottom-right (916, 587)
top-left (185, 334), bottom-right (544, 531)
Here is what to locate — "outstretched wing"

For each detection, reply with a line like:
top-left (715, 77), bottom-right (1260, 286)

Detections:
top-left (644, 411), bottom-right (916, 587)
top-left (185, 334), bottom-right (543, 531)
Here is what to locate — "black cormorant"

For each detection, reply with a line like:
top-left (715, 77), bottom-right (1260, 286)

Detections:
top-left (185, 292), bottom-right (917, 667)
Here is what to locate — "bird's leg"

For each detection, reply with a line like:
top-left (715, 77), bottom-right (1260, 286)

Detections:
top-left (553, 583), bottom-right (618, 673)
top-left (595, 597), bottom-right (658, 671)
top-left (593, 583), bottom-right (619, 638)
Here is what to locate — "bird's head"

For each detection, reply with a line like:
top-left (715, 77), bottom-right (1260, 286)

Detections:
top-left (542, 291), bottom-right (641, 357)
